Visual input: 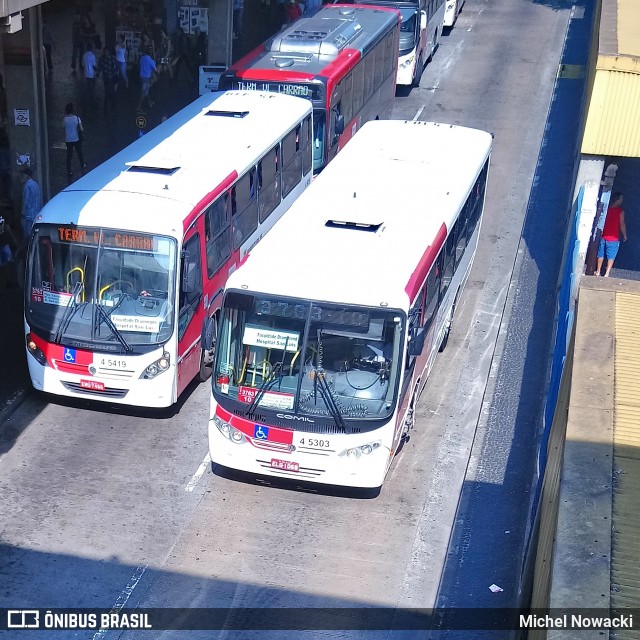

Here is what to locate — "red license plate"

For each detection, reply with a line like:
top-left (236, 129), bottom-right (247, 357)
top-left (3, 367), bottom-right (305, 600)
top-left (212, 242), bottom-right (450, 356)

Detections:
top-left (80, 379), bottom-right (105, 391)
top-left (270, 458), bottom-right (299, 472)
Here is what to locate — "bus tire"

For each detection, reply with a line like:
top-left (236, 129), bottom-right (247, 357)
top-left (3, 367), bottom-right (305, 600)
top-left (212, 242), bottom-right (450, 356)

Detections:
top-left (199, 350), bottom-right (212, 382)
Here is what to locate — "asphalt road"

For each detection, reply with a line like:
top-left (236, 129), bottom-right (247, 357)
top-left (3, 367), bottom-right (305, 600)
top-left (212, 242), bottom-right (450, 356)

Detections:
top-left (0, 0), bottom-right (583, 637)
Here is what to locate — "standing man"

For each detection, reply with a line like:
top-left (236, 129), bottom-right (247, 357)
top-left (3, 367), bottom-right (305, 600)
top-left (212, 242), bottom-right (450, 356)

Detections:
top-left (137, 48), bottom-right (158, 112)
top-left (98, 47), bottom-right (119, 115)
top-left (20, 167), bottom-right (42, 239)
top-left (82, 42), bottom-right (98, 106)
top-left (595, 192), bottom-right (627, 277)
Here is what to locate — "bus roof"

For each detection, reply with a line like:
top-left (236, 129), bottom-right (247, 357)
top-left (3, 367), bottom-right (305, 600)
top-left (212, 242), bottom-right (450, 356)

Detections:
top-left (225, 5), bottom-right (399, 82)
top-left (36, 91), bottom-right (312, 237)
top-left (226, 120), bottom-right (493, 311)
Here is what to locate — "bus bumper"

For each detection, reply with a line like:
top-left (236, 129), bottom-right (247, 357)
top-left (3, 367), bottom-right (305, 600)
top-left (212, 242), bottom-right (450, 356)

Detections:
top-left (208, 419), bottom-right (391, 489)
top-left (26, 350), bottom-right (177, 408)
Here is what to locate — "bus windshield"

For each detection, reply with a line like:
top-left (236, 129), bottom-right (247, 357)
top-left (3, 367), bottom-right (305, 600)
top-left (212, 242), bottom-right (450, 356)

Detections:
top-left (312, 109), bottom-right (326, 173)
top-left (399, 8), bottom-right (418, 50)
top-left (213, 291), bottom-right (405, 421)
top-left (26, 224), bottom-right (177, 350)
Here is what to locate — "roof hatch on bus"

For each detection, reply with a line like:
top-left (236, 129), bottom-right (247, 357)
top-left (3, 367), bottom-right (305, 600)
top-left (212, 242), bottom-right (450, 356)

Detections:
top-left (205, 109), bottom-right (249, 118)
top-left (125, 162), bottom-right (180, 175)
top-left (271, 16), bottom-right (363, 57)
top-left (325, 219), bottom-right (383, 232)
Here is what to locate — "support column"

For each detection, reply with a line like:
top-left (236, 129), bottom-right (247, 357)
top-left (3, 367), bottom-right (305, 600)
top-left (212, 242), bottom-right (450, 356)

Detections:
top-left (207, 0), bottom-right (232, 69)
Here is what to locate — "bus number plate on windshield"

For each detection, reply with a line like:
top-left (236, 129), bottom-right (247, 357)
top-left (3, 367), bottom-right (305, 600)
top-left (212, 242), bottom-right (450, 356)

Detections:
top-left (271, 458), bottom-right (299, 472)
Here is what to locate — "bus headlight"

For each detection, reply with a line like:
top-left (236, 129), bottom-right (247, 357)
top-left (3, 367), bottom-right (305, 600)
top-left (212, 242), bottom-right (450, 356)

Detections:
top-left (400, 56), bottom-right (415, 69)
top-left (212, 415), bottom-right (246, 444)
top-left (339, 440), bottom-right (382, 460)
top-left (140, 352), bottom-right (170, 379)
top-left (26, 334), bottom-right (47, 366)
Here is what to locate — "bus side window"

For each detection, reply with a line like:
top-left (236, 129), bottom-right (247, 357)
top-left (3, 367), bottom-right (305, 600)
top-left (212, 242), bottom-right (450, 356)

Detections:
top-left (302, 115), bottom-right (312, 175)
top-left (352, 63), bottom-right (364, 115)
top-left (179, 233), bottom-right (202, 340)
top-left (374, 41), bottom-right (384, 89)
top-left (456, 199), bottom-right (470, 267)
top-left (232, 168), bottom-right (258, 251)
top-left (405, 288), bottom-right (424, 370)
top-left (422, 264), bottom-right (441, 331)
top-left (363, 53), bottom-right (374, 101)
top-left (342, 74), bottom-right (353, 123)
top-left (205, 193), bottom-right (231, 277)
top-left (282, 127), bottom-right (302, 198)
top-left (385, 32), bottom-right (395, 79)
top-left (258, 144), bottom-right (281, 222)
top-left (441, 230), bottom-right (456, 299)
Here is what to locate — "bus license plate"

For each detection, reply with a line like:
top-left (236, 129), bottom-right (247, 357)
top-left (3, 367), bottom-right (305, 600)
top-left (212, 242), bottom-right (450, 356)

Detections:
top-left (271, 458), bottom-right (299, 472)
top-left (80, 379), bottom-right (105, 391)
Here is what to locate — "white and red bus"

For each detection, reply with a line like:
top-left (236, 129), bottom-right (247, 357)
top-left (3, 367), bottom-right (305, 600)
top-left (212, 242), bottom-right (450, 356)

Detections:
top-left (24, 91), bottom-right (313, 408)
top-left (217, 4), bottom-right (400, 172)
top-left (208, 119), bottom-right (492, 489)
top-left (344, 0), bottom-right (444, 86)
top-left (443, 0), bottom-right (463, 28)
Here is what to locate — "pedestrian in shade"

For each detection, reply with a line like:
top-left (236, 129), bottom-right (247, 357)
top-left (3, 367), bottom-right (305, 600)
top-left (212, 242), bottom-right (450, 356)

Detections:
top-left (115, 34), bottom-right (129, 89)
top-left (63, 103), bottom-right (86, 182)
top-left (20, 167), bottom-right (42, 239)
top-left (98, 46), bottom-right (119, 115)
top-left (42, 21), bottom-right (56, 73)
top-left (82, 41), bottom-right (98, 106)
top-left (137, 48), bottom-right (158, 112)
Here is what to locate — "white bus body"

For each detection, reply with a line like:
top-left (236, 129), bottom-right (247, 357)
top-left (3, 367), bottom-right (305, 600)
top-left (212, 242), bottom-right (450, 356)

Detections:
top-left (444, 0), bottom-right (463, 28)
top-left (209, 120), bottom-right (492, 489)
top-left (25, 91), bottom-right (313, 408)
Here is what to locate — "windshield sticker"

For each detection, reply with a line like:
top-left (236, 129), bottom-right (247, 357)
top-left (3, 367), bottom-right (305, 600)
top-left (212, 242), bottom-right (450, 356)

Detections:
top-left (238, 386), bottom-right (295, 410)
top-left (36, 290), bottom-right (73, 306)
top-left (242, 326), bottom-right (299, 352)
top-left (111, 315), bottom-right (161, 333)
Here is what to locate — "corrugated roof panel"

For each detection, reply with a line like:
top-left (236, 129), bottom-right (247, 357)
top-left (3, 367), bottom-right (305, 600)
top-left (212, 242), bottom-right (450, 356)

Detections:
top-left (611, 292), bottom-right (640, 632)
top-left (582, 68), bottom-right (640, 157)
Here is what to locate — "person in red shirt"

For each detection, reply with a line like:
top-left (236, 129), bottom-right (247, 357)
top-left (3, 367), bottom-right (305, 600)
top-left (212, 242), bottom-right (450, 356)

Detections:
top-left (595, 192), bottom-right (627, 277)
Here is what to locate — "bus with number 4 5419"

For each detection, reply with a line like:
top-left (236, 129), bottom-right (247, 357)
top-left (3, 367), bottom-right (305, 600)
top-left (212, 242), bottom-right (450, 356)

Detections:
top-left (208, 119), bottom-right (492, 489)
top-left (24, 91), bottom-right (313, 408)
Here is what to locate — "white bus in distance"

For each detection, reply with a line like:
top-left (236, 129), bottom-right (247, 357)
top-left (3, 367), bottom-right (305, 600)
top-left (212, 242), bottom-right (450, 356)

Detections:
top-left (444, 0), bottom-right (464, 27)
top-left (209, 119), bottom-right (492, 489)
top-left (25, 91), bottom-right (313, 408)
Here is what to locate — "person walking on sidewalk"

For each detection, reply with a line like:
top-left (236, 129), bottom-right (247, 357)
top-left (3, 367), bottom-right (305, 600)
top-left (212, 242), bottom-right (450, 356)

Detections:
top-left (98, 46), bottom-right (119, 115)
top-left (63, 103), bottom-right (86, 183)
top-left (82, 42), bottom-right (98, 106)
top-left (71, 9), bottom-right (83, 74)
top-left (595, 192), bottom-right (627, 277)
top-left (20, 167), bottom-right (42, 239)
top-left (115, 34), bottom-right (129, 89)
top-left (42, 21), bottom-right (56, 73)
top-left (137, 48), bottom-right (158, 112)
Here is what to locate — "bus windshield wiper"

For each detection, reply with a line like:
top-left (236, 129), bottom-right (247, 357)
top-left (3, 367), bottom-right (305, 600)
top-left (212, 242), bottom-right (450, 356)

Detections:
top-left (94, 302), bottom-right (132, 353)
top-left (312, 366), bottom-right (347, 431)
top-left (53, 281), bottom-right (84, 344)
top-left (246, 337), bottom-right (290, 417)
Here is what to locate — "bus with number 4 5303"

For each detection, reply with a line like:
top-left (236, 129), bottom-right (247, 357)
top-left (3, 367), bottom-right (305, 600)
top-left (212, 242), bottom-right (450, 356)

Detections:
top-left (24, 91), bottom-right (313, 408)
top-left (208, 119), bottom-right (492, 489)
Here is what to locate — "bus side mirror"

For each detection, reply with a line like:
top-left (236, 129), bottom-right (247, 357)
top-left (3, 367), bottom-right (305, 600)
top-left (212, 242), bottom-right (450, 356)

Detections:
top-left (420, 11), bottom-right (427, 29)
top-left (335, 114), bottom-right (345, 135)
top-left (407, 327), bottom-right (426, 356)
top-left (201, 315), bottom-right (217, 352)
top-left (182, 257), bottom-right (198, 294)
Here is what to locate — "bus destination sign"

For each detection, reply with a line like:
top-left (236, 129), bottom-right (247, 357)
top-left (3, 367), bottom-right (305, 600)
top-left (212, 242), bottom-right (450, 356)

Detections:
top-left (234, 80), bottom-right (321, 101)
top-left (56, 226), bottom-right (158, 251)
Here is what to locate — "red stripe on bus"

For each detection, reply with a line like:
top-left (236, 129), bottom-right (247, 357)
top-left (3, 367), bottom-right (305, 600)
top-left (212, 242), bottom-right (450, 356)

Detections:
top-left (229, 43), bottom-right (267, 71)
top-left (183, 171), bottom-right (238, 231)
top-left (404, 223), bottom-right (448, 301)
top-left (232, 69), bottom-right (315, 82)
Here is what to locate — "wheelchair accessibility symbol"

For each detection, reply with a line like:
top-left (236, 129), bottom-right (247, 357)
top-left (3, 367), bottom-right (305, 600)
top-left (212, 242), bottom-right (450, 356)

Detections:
top-left (63, 347), bottom-right (76, 363)
top-left (254, 425), bottom-right (269, 440)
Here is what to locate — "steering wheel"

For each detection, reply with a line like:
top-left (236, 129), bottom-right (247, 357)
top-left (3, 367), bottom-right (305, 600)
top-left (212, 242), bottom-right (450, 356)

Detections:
top-left (99, 280), bottom-right (135, 300)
